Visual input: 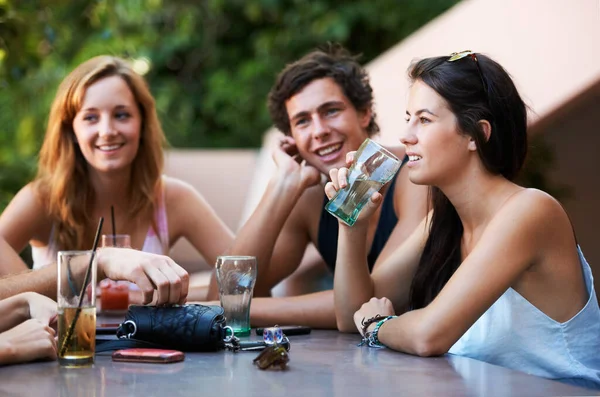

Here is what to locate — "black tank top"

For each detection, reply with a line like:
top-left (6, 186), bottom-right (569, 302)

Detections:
top-left (316, 163), bottom-right (403, 272)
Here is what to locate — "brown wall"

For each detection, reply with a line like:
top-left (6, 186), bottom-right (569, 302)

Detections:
top-left (541, 89), bottom-right (600, 293)
top-left (368, 0), bottom-right (600, 147)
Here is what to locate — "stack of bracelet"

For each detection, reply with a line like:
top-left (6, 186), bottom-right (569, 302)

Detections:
top-left (359, 314), bottom-right (397, 348)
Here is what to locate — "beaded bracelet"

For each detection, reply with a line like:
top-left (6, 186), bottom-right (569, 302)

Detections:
top-left (360, 314), bottom-right (388, 337)
top-left (360, 315), bottom-right (397, 348)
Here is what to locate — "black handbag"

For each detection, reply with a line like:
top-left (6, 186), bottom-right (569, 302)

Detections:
top-left (96, 304), bottom-right (227, 352)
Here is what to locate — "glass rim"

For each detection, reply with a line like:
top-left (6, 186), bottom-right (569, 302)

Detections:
top-left (216, 255), bottom-right (256, 261)
top-left (360, 138), bottom-right (400, 162)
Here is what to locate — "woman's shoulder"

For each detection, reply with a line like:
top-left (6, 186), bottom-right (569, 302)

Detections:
top-left (161, 175), bottom-right (200, 201)
top-left (504, 188), bottom-right (564, 215)
top-left (19, 181), bottom-right (40, 196)
top-left (494, 188), bottom-right (572, 237)
top-left (8, 182), bottom-right (46, 212)
top-left (161, 175), bottom-right (215, 216)
top-left (159, 176), bottom-right (205, 227)
top-left (1, 182), bottom-right (53, 243)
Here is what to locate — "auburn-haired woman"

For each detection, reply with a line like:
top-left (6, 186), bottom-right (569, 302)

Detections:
top-left (0, 56), bottom-right (232, 282)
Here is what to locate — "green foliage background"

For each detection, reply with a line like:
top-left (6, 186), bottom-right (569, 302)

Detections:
top-left (0, 0), bottom-right (460, 211)
top-left (0, 0), bottom-right (567, 216)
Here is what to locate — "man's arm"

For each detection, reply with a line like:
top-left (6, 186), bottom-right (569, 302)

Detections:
top-left (206, 176), bottom-right (309, 299)
top-left (271, 244), bottom-right (331, 297)
top-left (250, 290), bottom-right (336, 329)
top-left (0, 266), bottom-right (57, 301)
top-left (230, 177), bottom-right (307, 296)
top-left (208, 145), bottom-right (321, 299)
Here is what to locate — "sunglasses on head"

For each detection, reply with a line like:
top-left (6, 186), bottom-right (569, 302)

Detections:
top-left (448, 50), bottom-right (487, 92)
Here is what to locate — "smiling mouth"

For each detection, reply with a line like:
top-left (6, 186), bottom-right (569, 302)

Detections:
top-left (408, 155), bottom-right (422, 162)
top-left (97, 143), bottom-right (124, 152)
top-left (316, 143), bottom-right (343, 157)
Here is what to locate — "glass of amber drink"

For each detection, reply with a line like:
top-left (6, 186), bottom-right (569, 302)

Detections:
top-left (57, 250), bottom-right (97, 367)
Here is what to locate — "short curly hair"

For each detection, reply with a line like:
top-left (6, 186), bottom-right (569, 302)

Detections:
top-left (267, 44), bottom-right (379, 136)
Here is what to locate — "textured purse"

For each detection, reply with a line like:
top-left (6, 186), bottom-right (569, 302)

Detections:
top-left (96, 304), bottom-right (227, 352)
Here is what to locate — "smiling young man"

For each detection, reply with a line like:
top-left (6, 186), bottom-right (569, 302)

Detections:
top-left (209, 45), bottom-right (428, 329)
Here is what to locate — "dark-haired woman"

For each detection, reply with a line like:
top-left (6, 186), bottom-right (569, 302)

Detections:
top-left (326, 51), bottom-right (600, 386)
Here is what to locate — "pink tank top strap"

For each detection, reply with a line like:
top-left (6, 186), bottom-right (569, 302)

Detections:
top-left (31, 225), bottom-right (57, 270)
top-left (156, 184), bottom-right (170, 251)
top-left (141, 181), bottom-right (169, 255)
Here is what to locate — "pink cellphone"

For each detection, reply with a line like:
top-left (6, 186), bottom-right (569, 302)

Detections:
top-left (112, 348), bottom-right (185, 364)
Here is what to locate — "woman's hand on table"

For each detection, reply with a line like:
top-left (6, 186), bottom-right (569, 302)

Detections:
top-left (354, 297), bottom-right (395, 336)
top-left (0, 319), bottom-right (57, 365)
top-left (22, 292), bottom-right (58, 329)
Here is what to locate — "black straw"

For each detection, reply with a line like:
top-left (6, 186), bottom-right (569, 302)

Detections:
top-left (59, 217), bottom-right (104, 357)
top-left (110, 206), bottom-right (116, 246)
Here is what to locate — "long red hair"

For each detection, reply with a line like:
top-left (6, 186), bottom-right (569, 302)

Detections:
top-left (35, 56), bottom-right (166, 250)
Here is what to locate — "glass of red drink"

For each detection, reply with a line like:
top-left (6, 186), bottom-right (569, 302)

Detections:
top-left (99, 234), bottom-right (131, 312)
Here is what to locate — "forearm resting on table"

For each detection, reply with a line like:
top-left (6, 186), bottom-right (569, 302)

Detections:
top-left (250, 290), bottom-right (337, 329)
top-left (377, 309), bottom-right (449, 357)
top-left (0, 266), bottom-right (59, 301)
top-left (0, 254), bottom-right (91, 301)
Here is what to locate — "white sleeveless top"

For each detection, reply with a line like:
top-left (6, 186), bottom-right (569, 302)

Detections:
top-left (449, 246), bottom-right (600, 388)
top-left (31, 188), bottom-right (169, 269)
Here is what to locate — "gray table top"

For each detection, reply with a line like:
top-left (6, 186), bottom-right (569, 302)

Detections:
top-left (0, 330), bottom-right (597, 397)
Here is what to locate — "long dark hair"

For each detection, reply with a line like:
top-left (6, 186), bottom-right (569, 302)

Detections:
top-left (407, 53), bottom-right (528, 309)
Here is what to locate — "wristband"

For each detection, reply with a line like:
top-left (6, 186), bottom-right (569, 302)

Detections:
top-left (361, 315), bottom-right (397, 348)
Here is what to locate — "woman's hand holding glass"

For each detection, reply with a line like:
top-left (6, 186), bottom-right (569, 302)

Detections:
top-left (324, 151), bottom-right (384, 226)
